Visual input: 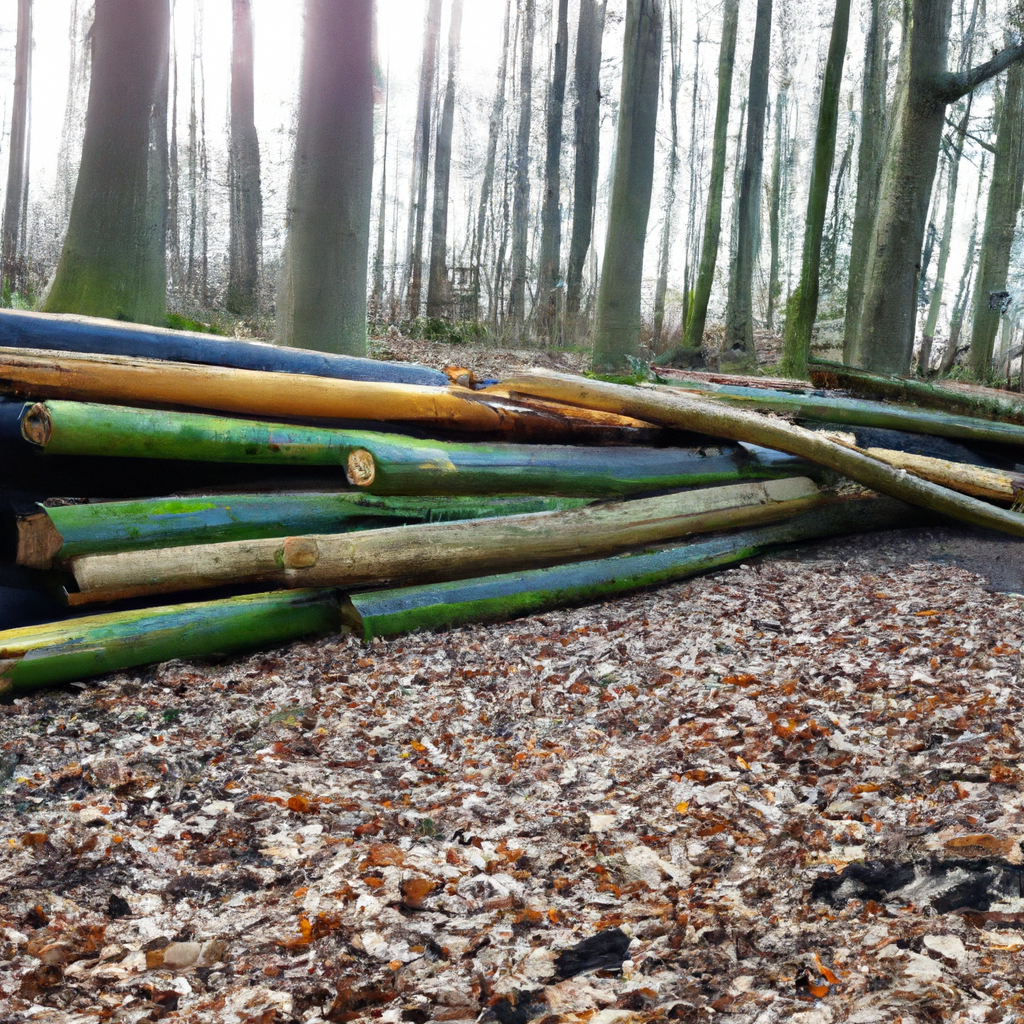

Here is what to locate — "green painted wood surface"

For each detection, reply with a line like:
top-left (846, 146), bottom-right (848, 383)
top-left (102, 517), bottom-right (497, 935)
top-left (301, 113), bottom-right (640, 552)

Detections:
top-left (26, 400), bottom-right (819, 497)
top-left (45, 493), bottom-right (594, 559)
top-left (656, 377), bottom-right (1024, 447)
top-left (345, 493), bottom-right (922, 639)
top-left (0, 589), bottom-right (339, 695)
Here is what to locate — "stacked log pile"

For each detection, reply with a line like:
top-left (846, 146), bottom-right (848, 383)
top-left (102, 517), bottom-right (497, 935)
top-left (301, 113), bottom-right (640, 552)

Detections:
top-left (3, 308), bottom-right (1023, 695)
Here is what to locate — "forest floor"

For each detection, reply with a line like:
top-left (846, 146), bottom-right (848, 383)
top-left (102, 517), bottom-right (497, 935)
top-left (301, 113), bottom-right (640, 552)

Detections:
top-left (3, 336), bottom-right (1024, 1024)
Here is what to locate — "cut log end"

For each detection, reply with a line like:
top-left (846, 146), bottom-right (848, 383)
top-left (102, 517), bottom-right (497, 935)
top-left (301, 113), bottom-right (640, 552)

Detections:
top-left (21, 403), bottom-right (51, 446)
top-left (346, 448), bottom-right (376, 487)
top-left (16, 512), bottom-right (65, 570)
top-left (282, 537), bottom-right (320, 569)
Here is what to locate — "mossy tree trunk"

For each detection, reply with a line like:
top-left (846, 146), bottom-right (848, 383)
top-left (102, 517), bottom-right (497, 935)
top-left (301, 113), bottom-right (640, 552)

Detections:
top-left (780, 0), bottom-right (851, 379)
top-left (566, 0), bottom-right (606, 323)
top-left (723, 0), bottom-right (772, 369)
top-left (426, 0), bottom-right (464, 320)
top-left (276, 0), bottom-right (374, 356)
top-left (968, 63), bottom-right (1024, 378)
top-left (681, 0), bottom-right (738, 353)
top-left (851, 0), bottom-right (1024, 374)
top-left (226, 0), bottom-right (262, 317)
top-left (44, 0), bottom-right (169, 326)
top-left (591, 0), bottom-right (664, 371)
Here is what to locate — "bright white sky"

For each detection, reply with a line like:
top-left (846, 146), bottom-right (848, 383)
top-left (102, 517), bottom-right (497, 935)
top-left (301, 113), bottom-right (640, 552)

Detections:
top-left (0, 0), bottom-right (1010, 335)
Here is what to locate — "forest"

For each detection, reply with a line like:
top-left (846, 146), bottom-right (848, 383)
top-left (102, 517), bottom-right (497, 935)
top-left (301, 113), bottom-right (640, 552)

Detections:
top-left (1, 0), bottom-right (1024, 379)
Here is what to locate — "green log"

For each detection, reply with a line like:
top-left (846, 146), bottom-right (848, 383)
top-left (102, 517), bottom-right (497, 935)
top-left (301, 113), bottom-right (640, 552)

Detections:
top-left (652, 376), bottom-right (1024, 447)
top-left (20, 493), bottom-right (594, 568)
top-left (19, 399), bottom-right (819, 497)
top-left (344, 493), bottom-right (924, 639)
top-left (809, 358), bottom-right (1024, 426)
top-left (0, 589), bottom-right (339, 695)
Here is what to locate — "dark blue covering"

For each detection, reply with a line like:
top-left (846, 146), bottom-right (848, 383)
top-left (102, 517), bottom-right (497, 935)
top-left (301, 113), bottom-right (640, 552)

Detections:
top-left (0, 308), bottom-right (448, 387)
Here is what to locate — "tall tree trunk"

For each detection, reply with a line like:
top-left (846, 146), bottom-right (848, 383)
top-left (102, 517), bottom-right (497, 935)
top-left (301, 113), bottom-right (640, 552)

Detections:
top-left (473, 0), bottom-right (512, 321)
top-left (507, 0), bottom-right (537, 333)
top-left (682, 0), bottom-right (739, 353)
top-left (56, 0), bottom-right (89, 235)
top-left (198, 43), bottom-right (209, 307)
top-left (821, 132), bottom-right (853, 292)
top-left (566, 0), bottom-right (606, 322)
top-left (407, 0), bottom-right (443, 319)
top-left (652, 0), bottom-right (681, 352)
top-left (226, 0), bottom-right (262, 316)
top-left (537, 0), bottom-right (570, 343)
top-left (2, 0), bottom-right (32, 298)
top-left (723, 0), bottom-right (772, 368)
top-left (766, 81), bottom-right (787, 332)
top-left (426, 0), bottom-right (465, 320)
top-left (44, 0), bottom-right (169, 325)
top-left (852, 0), bottom-right (1024, 373)
top-left (591, 0), bottom-right (664, 370)
top-left (968, 63), bottom-right (1024, 377)
top-left (168, 16), bottom-right (182, 295)
top-left (186, 7), bottom-right (200, 299)
top-left (276, 0), bottom-right (374, 355)
top-left (780, 0), bottom-right (851, 378)
top-left (371, 69), bottom-right (390, 321)
top-left (842, 0), bottom-right (888, 361)
top-left (681, 26), bottom-right (702, 335)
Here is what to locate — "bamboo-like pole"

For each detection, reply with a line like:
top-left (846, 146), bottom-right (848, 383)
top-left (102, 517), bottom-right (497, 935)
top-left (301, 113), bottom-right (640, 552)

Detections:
top-left (498, 372), bottom-right (1024, 536)
top-left (17, 400), bottom-right (821, 498)
top-left (64, 478), bottom-right (824, 604)
top-left (0, 307), bottom-right (449, 386)
top-left (17, 493), bottom-right (596, 569)
top-left (0, 589), bottom-right (339, 695)
top-left (344, 493), bottom-right (927, 639)
top-left (0, 346), bottom-right (657, 441)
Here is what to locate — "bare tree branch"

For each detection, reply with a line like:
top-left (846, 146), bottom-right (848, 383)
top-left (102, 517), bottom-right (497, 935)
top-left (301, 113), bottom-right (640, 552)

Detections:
top-left (937, 40), bottom-right (1024, 103)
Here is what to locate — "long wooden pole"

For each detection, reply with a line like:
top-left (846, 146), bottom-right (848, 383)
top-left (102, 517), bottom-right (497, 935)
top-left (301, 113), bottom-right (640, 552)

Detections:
top-left (63, 478), bottom-right (824, 604)
top-left (345, 493), bottom-right (926, 639)
top-left (17, 400), bottom-right (821, 498)
top-left (498, 372), bottom-right (1024, 536)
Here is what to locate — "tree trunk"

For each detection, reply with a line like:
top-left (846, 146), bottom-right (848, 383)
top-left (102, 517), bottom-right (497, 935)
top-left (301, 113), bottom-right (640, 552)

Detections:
top-left (843, 0), bottom-right (888, 361)
top-left (968, 66), bottom-right (1024, 378)
top-left (2, 0), bottom-right (32, 299)
top-left (507, 0), bottom-right (537, 332)
top-left (186, 10), bottom-right (200, 299)
top-left (723, 0), bottom-right (772, 369)
top-left (426, 0), bottom-right (465, 320)
top-left (167, 19), bottom-right (182, 294)
top-left (537, 0), bottom-right (570, 343)
top-left (566, 0), bottom-right (606, 321)
top-left (371, 70), bottom-right (390, 321)
top-left (780, 0), bottom-right (851, 378)
top-left (473, 0), bottom-right (512, 322)
top-left (852, 0), bottom-right (1024, 373)
top-left (43, 0), bottom-right (169, 326)
top-left (681, 26), bottom-right (702, 336)
top-left (765, 82), bottom-right (787, 333)
top-left (407, 0), bottom-right (443, 319)
top-left (226, 0), bottom-right (262, 316)
top-left (652, 0), bottom-right (681, 353)
top-left (276, 0), bottom-right (374, 355)
top-left (591, 0), bottom-right (664, 371)
top-left (681, 0), bottom-right (739, 353)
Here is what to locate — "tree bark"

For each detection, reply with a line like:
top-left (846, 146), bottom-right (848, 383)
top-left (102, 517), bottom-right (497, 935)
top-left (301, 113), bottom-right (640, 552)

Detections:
top-left (276, 0), bottom-right (374, 355)
top-left (226, 0), bottom-right (262, 316)
top-left (681, 0), bottom-right (739, 353)
top-left (426, 0), bottom-right (465, 320)
top-left (591, 0), bottom-right (664, 370)
top-left (842, 0), bottom-right (888, 361)
top-left (652, 0), bottom-right (682, 353)
top-left (723, 0), bottom-right (772, 368)
top-left (968, 63), bottom-right (1024, 378)
top-left (507, 0), bottom-right (537, 332)
top-left (537, 0), bottom-right (570, 343)
top-left (43, 0), bottom-right (169, 326)
top-left (472, 0), bottom-right (512, 322)
top-left (371, 71), bottom-right (390, 321)
top-left (406, 0), bottom-right (443, 319)
top-left (2, 0), bottom-right (32, 299)
top-left (852, 0), bottom-right (1024, 373)
top-left (766, 81), bottom-right (787, 333)
top-left (566, 0), bottom-right (606, 321)
top-left (780, 0), bottom-right (851, 378)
